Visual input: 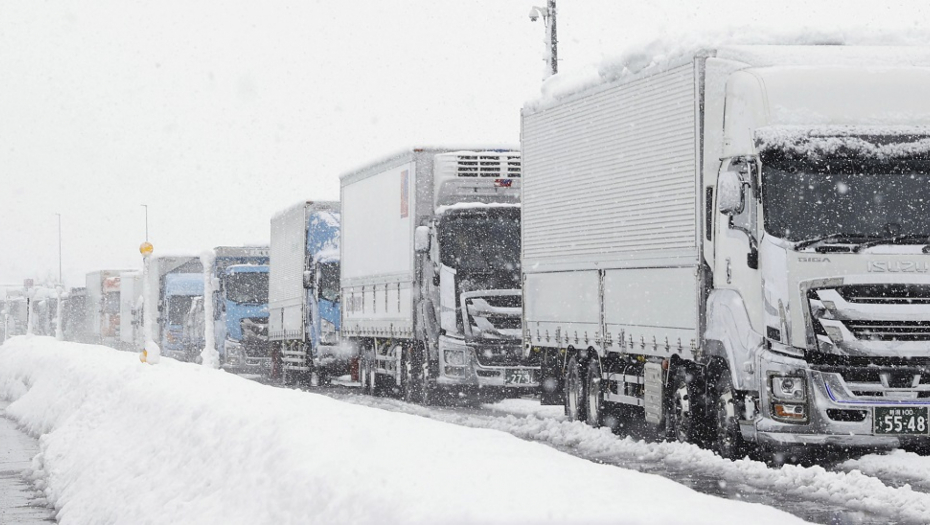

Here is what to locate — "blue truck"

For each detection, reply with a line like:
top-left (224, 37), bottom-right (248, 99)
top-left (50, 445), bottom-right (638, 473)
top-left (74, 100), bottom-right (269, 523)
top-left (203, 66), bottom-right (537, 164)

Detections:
top-left (211, 246), bottom-right (271, 372)
top-left (268, 201), bottom-right (345, 384)
top-left (162, 272), bottom-right (204, 361)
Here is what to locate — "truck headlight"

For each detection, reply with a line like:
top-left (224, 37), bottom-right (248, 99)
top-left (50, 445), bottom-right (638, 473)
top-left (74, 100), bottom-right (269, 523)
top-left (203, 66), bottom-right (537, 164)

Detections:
top-left (771, 375), bottom-right (806, 401)
top-left (225, 338), bottom-right (243, 357)
top-left (444, 350), bottom-right (466, 366)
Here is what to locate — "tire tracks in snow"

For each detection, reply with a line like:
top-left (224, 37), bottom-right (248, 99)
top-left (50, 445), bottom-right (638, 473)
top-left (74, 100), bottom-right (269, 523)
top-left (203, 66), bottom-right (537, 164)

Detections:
top-left (311, 389), bottom-right (930, 524)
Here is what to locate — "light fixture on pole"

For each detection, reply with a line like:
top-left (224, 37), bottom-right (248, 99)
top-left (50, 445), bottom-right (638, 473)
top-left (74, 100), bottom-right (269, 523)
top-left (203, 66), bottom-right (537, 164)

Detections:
top-left (529, 0), bottom-right (558, 79)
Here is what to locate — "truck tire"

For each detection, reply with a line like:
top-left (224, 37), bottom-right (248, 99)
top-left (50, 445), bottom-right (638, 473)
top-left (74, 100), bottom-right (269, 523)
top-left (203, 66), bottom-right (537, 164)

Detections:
top-left (585, 358), bottom-right (604, 427)
top-left (713, 369), bottom-right (750, 459)
top-left (564, 353), bottom-right (586, 421)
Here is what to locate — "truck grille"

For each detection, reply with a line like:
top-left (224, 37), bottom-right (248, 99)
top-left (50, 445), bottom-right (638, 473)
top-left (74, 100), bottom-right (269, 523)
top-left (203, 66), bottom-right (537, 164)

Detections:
top-left (842, 320), bottom-right (930, 341)
top-left (461, 291), bottom-right (522, 342)
top-left (451, 153), bottom-right (522, 178)
top-left (836, 284), bottom-right (930, 305)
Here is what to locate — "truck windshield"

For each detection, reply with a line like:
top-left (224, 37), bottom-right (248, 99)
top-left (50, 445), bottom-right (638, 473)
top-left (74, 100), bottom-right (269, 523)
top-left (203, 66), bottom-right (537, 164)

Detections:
top-left (319, 262), bottom-right (340, 303)
top-left (167, 296), bottom-right (193, 325)
top-left (762, 155), bottom-right (930, 243)
top-left (226, 272), bottom-right (269, 305)
top-left (439, 209), bottom-right (521, 272)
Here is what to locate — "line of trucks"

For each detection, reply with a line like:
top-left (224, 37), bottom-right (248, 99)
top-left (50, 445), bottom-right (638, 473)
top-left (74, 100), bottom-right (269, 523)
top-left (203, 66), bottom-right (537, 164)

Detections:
top-left (36, 44), bottom-right (930, 457)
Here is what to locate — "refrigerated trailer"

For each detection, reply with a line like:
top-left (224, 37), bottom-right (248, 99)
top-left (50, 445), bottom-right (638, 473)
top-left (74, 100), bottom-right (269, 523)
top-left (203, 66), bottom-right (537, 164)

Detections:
top-left (522, 45), bottom-right (930, 456)
top-left (341, 148), bottom-right (537, 403)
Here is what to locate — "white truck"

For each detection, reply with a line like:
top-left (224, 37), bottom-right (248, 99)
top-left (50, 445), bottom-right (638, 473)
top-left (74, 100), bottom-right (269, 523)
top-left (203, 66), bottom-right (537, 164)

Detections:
top-left (269, 201), bottom-right (344, 382)
top-left (521, 45), bottom-right (930, 457)
top-left (341, 148), bottom-right (538, 403)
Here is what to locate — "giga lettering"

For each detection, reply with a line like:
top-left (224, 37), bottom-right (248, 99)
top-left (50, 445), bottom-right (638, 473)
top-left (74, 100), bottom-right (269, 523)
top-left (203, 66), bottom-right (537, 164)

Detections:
top-left (868, 261), bottom-right (930, 273)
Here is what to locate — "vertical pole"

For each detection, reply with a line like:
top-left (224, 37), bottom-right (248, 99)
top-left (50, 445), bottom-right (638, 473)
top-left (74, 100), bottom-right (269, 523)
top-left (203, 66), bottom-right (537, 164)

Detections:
top-left (548, 0), bottom-right (558, 76)
top-left (56, 213), bottom-right (62, 285)
top-left (142, 205), bottom-right (149, 243)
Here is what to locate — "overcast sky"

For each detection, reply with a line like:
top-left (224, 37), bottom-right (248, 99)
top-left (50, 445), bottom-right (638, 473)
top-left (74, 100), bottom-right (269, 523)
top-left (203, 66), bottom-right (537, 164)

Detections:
top-left (2, 0), bottom-right (929, 288)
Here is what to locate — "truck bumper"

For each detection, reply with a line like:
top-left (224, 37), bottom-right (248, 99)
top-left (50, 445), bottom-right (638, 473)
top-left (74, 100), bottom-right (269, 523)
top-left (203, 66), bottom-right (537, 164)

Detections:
top-left (744, 350), bottom-right (930, 449)
top-left (436, 336), bottom-right (539, 390)
top-left (222, 338), bottom-right (271, 373)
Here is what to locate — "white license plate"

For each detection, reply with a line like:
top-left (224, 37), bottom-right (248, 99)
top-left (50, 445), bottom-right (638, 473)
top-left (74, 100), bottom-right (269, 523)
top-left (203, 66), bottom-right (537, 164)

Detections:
top-left (505, 369), bottom-right (533, 385)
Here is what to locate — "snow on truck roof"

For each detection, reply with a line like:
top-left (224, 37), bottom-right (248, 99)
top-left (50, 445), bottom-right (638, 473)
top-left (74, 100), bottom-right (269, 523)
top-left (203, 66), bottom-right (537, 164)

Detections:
top-left (529, 38), bottom-right (930, 111)
top-left (225, 264), bottom-right (269, 274)
top-left (270, 200), bottom-right (339, 223)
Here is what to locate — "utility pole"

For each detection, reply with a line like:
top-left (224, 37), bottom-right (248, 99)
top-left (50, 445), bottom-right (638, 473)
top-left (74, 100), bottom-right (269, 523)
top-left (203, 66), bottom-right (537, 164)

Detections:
top-left (529, 1), bottom-right (558, 79)
top-left (141, 204), bottom-right (149, 242)
top-left (55, 213), bottom-right (64, 340)
top-left (55, 213), bottom-right (62, 284)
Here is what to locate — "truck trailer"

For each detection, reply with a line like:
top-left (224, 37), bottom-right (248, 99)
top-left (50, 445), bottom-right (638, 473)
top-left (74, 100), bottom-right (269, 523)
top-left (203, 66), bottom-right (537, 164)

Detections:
top-left (521, 45), bottom-right (930, 456)
top-left (340, 148), bottom-right (538, 403)
top-left (269, 201), bottom-right (343, 382)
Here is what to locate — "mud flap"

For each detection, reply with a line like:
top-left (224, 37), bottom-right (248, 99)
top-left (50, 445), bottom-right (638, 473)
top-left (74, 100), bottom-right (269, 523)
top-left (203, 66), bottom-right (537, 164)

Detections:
top-left (539, 347), bottom-right (563, 405)
top-left (644, 362), bottom-right (664, 425)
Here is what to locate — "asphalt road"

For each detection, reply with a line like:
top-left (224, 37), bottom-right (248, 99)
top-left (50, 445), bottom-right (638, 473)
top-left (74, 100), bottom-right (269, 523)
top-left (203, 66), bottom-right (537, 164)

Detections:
top-left (0, 402), bottom-right (55, 524)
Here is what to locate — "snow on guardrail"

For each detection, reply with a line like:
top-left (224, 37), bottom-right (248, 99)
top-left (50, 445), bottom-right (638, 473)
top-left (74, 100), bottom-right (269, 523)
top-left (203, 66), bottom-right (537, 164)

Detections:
top-left (0, 336), bottom-right (803, 525)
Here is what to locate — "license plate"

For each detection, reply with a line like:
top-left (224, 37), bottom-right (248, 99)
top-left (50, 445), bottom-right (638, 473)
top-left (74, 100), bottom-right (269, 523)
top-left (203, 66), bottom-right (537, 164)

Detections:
top-left (505, 369), bottom-right (533, 385)
top-left (874, 406), bottom-right (929, 435)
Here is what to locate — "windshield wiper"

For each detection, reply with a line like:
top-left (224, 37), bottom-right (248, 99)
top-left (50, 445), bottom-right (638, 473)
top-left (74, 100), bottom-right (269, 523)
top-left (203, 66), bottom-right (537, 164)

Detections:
top-left (854, 234), bottom-right (930, 252)
top-left (792, 233), bottom-right (877, 251)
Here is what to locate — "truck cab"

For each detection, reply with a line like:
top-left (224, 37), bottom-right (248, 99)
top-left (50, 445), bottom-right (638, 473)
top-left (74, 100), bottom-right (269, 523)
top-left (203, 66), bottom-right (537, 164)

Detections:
top-left (161, 272), bottom-right (203, 361)
top-left (710, 57), bottom-right (930, 451)
top-left (221, 264), bottom-right (271, 371)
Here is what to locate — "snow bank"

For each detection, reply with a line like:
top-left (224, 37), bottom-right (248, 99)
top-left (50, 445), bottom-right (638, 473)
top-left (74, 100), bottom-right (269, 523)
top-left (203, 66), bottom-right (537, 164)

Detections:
top-left (0, 337), bottom-right (803, 525)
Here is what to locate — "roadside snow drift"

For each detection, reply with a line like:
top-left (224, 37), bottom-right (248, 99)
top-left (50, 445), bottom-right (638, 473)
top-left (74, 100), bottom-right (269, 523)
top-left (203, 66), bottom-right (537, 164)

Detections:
top-left (0, 337), bottom-right (804, 525)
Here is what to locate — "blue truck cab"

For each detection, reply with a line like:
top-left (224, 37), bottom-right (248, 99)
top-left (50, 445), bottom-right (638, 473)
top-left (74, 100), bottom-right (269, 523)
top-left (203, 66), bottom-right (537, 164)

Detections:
top-left (162, 273), bottom-right (204, 361)
top-left (221, 264), bottom-right (270, 371)
top-left (307, 214), bottom-right (341, 361)
top-left (212, 246), bottom-right (270, 372)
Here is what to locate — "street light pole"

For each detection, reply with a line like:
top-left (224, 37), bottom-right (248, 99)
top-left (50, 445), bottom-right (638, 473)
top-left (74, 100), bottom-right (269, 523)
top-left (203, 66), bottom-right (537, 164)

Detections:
top-left (529, 1), bottom-right (558, 79)
top-left (55, 213), bottom-right (62, 285)
top-left (55, 213), bottom-right (63, 340)
top-left (141, 204), bottom-right (149, 242)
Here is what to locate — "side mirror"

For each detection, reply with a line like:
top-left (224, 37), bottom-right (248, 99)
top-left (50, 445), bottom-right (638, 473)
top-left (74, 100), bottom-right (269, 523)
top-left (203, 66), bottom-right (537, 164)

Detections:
top-left (717, 169), bottom-right (745, 216)
top-left (303, 270), bottom-right (314, 289)
top-left (415, 226), bottom-right (431, 253)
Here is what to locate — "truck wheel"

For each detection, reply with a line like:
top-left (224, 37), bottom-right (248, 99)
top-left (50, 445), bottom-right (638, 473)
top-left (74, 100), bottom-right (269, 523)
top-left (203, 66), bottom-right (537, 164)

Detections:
top-left (585, 358), bottom-right (604, 427)
top-left (713, 369), bottom-right (750, 459)
top-left (564, 353), bottom-right (587, 421)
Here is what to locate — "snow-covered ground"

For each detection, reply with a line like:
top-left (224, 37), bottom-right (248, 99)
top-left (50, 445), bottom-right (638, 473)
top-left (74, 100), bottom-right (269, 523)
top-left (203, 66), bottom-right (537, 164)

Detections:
top-left (0, 336), bottom-right (804, 525)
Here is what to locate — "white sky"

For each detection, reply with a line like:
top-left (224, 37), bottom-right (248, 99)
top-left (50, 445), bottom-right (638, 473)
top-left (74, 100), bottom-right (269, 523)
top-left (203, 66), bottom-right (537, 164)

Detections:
top-left (2, 0), bottom-right (929, 288)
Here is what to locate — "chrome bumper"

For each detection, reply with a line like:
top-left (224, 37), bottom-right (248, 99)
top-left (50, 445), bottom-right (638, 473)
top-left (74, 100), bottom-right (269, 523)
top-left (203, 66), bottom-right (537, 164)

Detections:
top-left (745, 350), bottom-right (930, 448)
top-left (436, 335), bottom-right (539, 389)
